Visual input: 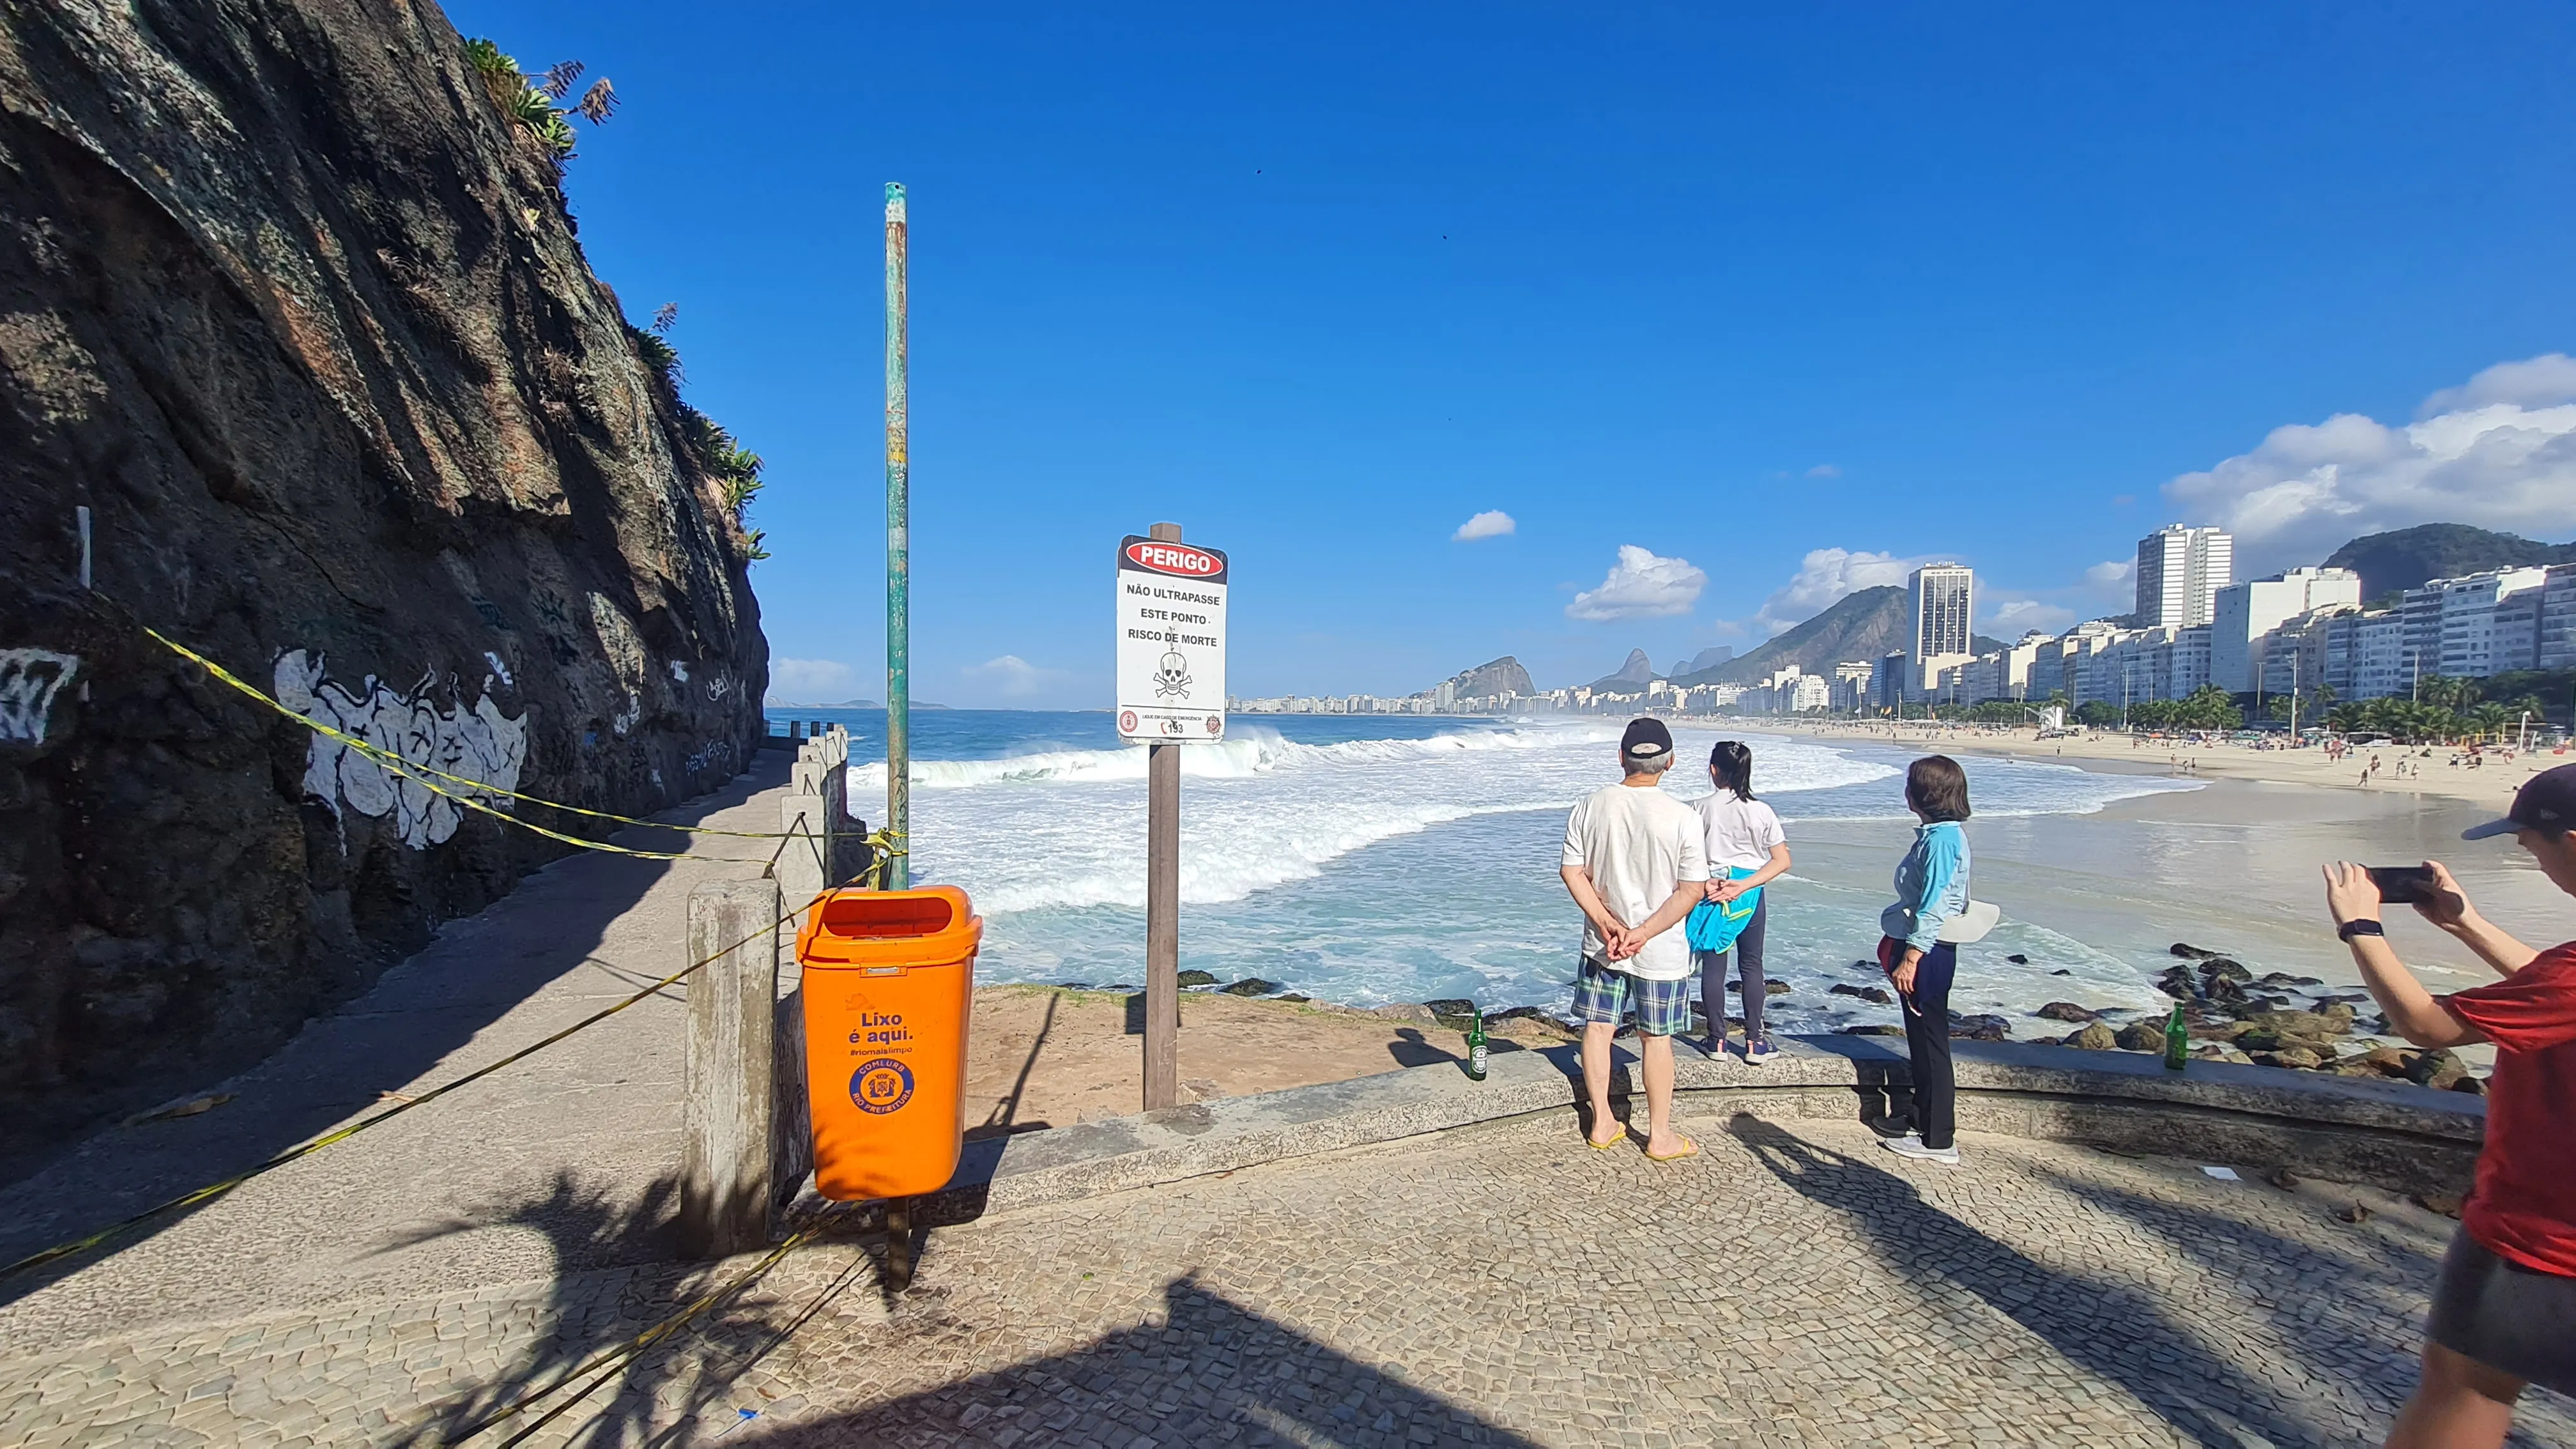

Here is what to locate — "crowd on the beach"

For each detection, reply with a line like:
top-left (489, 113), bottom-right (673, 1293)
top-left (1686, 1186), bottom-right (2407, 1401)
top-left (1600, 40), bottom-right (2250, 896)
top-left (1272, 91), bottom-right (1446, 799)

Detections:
top-left (1557, 719), bottom-right (2576, 1449)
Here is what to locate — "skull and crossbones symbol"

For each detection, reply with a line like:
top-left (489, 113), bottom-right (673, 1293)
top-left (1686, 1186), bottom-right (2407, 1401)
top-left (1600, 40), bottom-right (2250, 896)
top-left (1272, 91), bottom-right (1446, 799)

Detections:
top-left (1153, 646), bottom-right (1193, 699)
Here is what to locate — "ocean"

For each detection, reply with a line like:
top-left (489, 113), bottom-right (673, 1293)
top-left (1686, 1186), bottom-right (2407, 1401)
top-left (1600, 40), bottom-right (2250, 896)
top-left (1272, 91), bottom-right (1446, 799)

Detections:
top-left (767, 709), bottom-right (2216, 1039)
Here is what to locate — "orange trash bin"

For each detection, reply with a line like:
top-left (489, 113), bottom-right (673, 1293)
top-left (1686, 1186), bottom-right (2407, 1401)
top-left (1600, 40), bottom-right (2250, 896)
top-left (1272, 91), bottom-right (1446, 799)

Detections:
top-left (797, 885), bottom-right (982, 1200)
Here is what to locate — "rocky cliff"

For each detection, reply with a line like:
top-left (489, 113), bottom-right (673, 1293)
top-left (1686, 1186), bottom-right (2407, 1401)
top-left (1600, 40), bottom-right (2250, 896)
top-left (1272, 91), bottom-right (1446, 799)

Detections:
top-left (1438, 656), bottom-right (1534, 700)
top-left (0, 0), bottom-right (770, 1170)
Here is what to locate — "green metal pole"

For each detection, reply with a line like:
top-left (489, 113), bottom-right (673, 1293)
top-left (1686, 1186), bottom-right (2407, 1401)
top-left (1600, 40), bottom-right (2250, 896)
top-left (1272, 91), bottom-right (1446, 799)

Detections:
top-left (884, 182), bottom-right (910, 889)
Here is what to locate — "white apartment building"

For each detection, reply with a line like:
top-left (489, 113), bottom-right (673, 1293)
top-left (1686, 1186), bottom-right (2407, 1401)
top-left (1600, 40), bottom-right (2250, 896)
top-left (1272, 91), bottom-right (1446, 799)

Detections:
top-left (1907, 564), bottom-right (1975, 664)
top-left (2426, 568), bottom-right (2550, 678)
top-left (2210, 566), bottom-right (2363, 693)
top-left (2136, 525), bottom-right (2234, 629)
top-left (2543, 564), bottom-right (2576, 670)
top-left (1831, 661), bottom-right (1875, 713)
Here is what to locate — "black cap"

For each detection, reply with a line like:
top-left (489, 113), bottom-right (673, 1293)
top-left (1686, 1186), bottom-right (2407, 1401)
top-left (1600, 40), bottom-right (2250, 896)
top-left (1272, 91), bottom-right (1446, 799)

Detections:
top-left (2463, 762), bottom-right (2576, 840)
top-left (1620, 717), bottom-right (1673, 761)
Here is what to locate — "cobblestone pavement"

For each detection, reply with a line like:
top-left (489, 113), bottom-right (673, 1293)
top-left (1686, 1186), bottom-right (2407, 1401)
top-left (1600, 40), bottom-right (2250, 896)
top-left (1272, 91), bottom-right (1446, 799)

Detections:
top-left (6, 1111), bottom-right (2572, 1447)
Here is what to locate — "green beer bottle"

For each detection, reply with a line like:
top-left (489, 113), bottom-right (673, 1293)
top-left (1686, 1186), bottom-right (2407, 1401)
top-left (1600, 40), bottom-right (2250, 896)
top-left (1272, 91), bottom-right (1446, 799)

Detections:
top-left (1465, 1006), bottom-right (1489, 1081)
top-left (2163, 1002), bottom-right (2189, 1071)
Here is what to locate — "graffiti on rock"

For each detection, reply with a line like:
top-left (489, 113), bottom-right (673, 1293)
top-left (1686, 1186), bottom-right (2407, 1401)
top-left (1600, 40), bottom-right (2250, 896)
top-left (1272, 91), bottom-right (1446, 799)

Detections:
top-left (0, 649), bottom-right (80, 744)
top-left (275, 650), bottom-right (528, 849)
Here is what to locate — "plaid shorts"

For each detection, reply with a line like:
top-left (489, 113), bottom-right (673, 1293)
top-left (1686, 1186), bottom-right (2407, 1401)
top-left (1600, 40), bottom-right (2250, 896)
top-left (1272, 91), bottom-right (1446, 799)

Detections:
top-left (1570, 956), bottom-right (1693, 1037)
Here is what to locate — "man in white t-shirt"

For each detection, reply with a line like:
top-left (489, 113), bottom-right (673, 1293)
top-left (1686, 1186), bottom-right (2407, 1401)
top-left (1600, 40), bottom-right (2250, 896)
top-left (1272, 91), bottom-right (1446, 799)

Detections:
top-left (1560, 717), bottom-right (1711, 1161)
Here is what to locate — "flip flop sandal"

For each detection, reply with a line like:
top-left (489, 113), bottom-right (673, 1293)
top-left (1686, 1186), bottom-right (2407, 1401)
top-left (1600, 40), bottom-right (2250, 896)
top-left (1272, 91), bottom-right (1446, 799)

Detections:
top-left (1586, 1130), bottom-right (1624, 1150)
top-left (1644, 1137), bottom-right (1701, 1163)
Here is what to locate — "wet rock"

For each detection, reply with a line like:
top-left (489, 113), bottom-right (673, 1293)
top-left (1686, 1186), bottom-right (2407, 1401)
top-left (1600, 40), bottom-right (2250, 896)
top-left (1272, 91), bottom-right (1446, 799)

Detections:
top-left (1220, 977), bottom-right (1280, 997)
top-left (2034, 1002), bottom-right (2097, 1023)
top-left (1764, 981), bottom-right (1791, 996)
top-left (2004, 953), bottom-right (2030, 965)
top-left (1491, 1006), bottom-right (1545, 1021)
top-left (1837, 1024), bottom-right (1904, 1037)
top-left (2258, 972), bottom-right (2325, 988)
top-left (1949, 1013), bottom-right (2011, 1041)
top-left (2050, 969), bottom-right (2072, 976)
top-left (1829, 983), bottom-right (1894, 1005)
top-left (2065, 1022), bottom-right (2119, 1050)
top-left (2251, 1046), bottom-right (2325, 1070)
top-left (2201, 959), bottom-right (2252, 985)
top-left (2171, 942), bottom-right (2225, 960)
top-left (1177, 970), bottom-right (1219, 988)
top-left (2114, 1022), bottom-right (2165, 1052)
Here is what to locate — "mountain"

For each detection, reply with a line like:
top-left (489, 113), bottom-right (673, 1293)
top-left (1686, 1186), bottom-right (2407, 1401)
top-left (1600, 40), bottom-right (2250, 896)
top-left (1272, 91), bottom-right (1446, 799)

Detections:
top-left (1668, 646), bottom-right (1733, 677)
top-left (1971, 634), bottom-right (2007, 655)
top-left (1438, 657), bottom-right (1535, 700)
top-left (1673, 587), bottom-right (1910, 686)
top-left (2, 4), bottom-right (767, 1167)
top-left (1586, 648), bottom-right (1660, 693)
top-left (2322, 525), bottom-right (2576, 601)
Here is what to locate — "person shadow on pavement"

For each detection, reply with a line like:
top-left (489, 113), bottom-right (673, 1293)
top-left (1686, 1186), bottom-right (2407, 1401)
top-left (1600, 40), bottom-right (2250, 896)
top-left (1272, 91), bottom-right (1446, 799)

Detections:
top-left (1725, 1114), bottom-right (2324, 1449)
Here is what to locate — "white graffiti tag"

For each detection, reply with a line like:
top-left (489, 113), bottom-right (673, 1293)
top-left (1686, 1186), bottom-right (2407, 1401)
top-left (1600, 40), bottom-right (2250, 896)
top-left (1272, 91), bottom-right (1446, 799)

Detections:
top-left (274, 650), bottom-right (528, 849)
top-left (0, 649), bottom-right (80, 744)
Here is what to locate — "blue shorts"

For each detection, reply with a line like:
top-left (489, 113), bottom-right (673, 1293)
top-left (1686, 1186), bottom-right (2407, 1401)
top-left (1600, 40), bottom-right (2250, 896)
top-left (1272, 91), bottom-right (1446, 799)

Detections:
top-left (1570, 956), bottom-right (1692, 1037)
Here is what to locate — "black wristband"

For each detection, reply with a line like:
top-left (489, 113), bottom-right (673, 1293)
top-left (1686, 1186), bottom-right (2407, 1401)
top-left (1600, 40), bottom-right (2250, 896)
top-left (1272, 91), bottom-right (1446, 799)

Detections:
top-left (2337, 918), bottom-right (2386, 942)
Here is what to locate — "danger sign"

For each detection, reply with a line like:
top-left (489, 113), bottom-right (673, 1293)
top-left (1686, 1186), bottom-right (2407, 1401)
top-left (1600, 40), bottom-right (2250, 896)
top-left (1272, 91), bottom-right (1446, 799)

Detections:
top-left (1116, 535), bottom-right (1227, 743)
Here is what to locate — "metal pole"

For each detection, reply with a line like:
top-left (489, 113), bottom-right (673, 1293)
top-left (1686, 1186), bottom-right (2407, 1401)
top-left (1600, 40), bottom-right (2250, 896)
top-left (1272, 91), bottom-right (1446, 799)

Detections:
top-left (1143, 521), bottom-right (1184, 1112)
top-left (884, 183), bottom-right (910, 889)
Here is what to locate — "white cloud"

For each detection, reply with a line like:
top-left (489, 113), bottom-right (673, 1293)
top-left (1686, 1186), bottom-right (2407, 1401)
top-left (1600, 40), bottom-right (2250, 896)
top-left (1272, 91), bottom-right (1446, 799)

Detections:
top-left (2163, 353), bottom-right (2576, 574)
top-left (1805, 464), bottom-right (1841, 480)
top-left (1984, 597), bottom-right (2074, 635)
top-left (767, 657), bottom-right (860, 703)
top-left (965, 655), bottom-right (1060, 698)
top-left (2083, 560), bottom-right (2133, 591)
top-left (1565, 546), bottom-right (1706, 621)
top-left (1452, 509), bottom-right (1516, 541)
top-left (1751, 547), bottom-right (1928, 635)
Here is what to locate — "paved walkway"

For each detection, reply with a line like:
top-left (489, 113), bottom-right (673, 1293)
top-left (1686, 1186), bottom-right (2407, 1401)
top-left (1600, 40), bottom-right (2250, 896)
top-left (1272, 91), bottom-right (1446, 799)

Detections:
top-left (7, 1107), bottom-right (2571, 1446)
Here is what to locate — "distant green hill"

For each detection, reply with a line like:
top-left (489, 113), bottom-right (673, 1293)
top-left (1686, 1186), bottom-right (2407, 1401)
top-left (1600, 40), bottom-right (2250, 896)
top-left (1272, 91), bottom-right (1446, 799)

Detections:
top-left (2322, 524), bottom-right (2574, 599)
top-left (1675, 586), bottom-right (1908, 685)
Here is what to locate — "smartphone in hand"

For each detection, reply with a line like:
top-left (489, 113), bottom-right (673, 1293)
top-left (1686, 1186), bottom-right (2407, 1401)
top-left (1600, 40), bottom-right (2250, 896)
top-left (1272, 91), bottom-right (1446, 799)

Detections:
top-left (2368, 865), bottom-right (2437, 905)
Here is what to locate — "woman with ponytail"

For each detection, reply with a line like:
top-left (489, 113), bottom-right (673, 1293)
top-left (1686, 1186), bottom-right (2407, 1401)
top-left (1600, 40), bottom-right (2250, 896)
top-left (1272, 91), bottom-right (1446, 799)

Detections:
top-left (1690, 740), bottom-right (1793, 1062)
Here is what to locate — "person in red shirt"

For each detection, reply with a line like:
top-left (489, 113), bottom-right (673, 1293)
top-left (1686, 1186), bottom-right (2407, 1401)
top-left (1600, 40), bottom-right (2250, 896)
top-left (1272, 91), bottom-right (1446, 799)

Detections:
top-left (2324, 762), bottom-right (2576, 1449)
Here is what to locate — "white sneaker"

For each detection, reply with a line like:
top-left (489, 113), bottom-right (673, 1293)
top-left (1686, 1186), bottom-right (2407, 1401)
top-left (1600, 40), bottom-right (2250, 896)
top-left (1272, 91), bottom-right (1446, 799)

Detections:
top-left (1880, 1133), bottom-right (1960, 1165)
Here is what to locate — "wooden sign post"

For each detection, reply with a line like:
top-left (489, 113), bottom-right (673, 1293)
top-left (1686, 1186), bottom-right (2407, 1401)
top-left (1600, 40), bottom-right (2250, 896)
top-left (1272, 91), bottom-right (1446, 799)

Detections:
top-left (1114, 522), bottom-right (1229, 1110)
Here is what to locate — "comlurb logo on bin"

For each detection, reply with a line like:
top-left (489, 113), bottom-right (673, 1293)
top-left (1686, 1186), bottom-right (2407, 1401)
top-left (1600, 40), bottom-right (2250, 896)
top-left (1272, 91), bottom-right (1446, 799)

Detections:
top-left (850, 1058), bottom-right (915, 1115)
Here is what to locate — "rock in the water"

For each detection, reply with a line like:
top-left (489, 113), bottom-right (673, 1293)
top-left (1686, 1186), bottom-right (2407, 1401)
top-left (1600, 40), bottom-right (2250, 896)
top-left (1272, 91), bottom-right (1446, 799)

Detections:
top-left (2258, 972), bottom-right (2326, 988)
top-left (1830, 983), bottom-right (1894, 1004)
top-left (2050, 969), bottom-right (2073, 976)
top-left (1492, 1006), bottom-right (1545, 1021)
top-left (1220, 978), bottom-right (1280, 997)
top-left (2252, 1047), bottom-right (2325, 1070)
top-left (1838, 1024), bottom-right (1905, 1037)
top-left (1949, 1013), bottom-right (2011, 1041)
top-left (1177, 970), bottom-right (1219, 988)
top-left (2034, 1002), bottom-right (2097, 1023)
top-left (2066, 1022), bottom-right (2119, 1050)
top-left (2171, 942), bottom-right (2225, 960)
top-left (1764, 980), bottom-right (1791, 996)
top-left (2114, 1022), bottom-right (2165, 1052)
top-left (2004, 953), bottom-right (2030, 965)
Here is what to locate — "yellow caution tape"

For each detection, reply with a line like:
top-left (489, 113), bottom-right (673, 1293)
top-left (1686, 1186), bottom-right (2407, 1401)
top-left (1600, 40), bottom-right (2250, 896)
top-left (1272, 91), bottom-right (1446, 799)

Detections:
top-left (0, 843), bottom-right (898, 1285)
top-left (146, 626), bottom-right (824, 842)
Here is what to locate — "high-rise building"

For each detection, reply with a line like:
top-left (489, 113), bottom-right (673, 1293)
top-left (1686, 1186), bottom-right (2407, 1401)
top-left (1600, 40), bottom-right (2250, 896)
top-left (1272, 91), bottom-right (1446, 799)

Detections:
top-left (2135, 525), bottom-right (2234, 629)
top-left (1906, 561), bottom-right (1974, 667)
top-left (2209, 566), bottom-right (2363, 693)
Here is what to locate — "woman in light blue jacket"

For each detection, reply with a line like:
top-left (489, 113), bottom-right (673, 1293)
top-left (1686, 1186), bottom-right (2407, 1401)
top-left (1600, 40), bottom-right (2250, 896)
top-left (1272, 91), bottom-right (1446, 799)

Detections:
top-left (1878, 755), bottom-right (1972, 1165)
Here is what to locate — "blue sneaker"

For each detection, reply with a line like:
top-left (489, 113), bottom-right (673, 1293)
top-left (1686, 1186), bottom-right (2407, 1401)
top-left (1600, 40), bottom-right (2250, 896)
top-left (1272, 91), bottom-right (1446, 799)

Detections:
top-left (1744, 1038), bottom-right (1779, 1066)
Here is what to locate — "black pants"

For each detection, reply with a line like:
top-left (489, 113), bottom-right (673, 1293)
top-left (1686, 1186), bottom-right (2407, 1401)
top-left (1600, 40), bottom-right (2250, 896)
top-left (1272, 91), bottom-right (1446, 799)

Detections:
top-left (1695, 893), bottom-right (1769, 1041)
top-left (1897, 940), bottom-right (1958, 1149)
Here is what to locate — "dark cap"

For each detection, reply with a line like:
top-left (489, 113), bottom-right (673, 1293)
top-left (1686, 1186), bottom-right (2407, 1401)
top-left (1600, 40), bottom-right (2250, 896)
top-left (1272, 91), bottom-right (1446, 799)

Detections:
top-left (2462, 762), bottom-right (2576, 840)
top-left (1620, 717), bottom-right (1674, 761)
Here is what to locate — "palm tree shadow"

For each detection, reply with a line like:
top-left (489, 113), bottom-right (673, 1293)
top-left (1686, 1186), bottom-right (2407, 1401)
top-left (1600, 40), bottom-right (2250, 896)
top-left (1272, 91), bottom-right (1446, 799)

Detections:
top-left (2032, 1166), bottom-right (2576, 1445)
top-left (1725, 1114), bottom-right (2321, 1448)
top-left (379, 1169), bottom-right (884, 1448)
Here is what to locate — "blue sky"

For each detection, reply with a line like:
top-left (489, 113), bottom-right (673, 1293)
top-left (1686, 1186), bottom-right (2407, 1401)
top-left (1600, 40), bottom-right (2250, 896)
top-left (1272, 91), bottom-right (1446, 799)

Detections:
top-left (452, 1), bottom-right (2576, 705)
